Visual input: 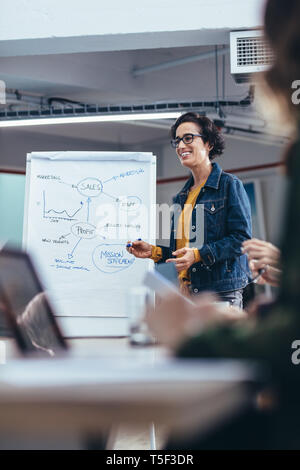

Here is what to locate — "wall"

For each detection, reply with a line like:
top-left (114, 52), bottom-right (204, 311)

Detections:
top-left (0, 128), bottom-right (124, 171)
top-left (0, 173), bottom-right (25, 247)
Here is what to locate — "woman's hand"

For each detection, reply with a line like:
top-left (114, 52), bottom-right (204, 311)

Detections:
top-left (166, 247), bottom-right (196, 272)
top-left (145, 292), bottom-right (246, 350)
top-left (126, 240), bottom-right (152, 258)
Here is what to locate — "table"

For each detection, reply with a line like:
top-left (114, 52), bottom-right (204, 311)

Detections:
top-left (0, 337), bottom-right (257, 449)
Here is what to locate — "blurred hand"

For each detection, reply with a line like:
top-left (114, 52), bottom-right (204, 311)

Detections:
top-left (166, 247), bottom-right (196, 272)
top-left (249, 260), bottom-right (281, 287)
top-left (261, 266), bottom-right (281, 287)
top-left (145, 292), bottom-right (246, 350)
top-left (126, 240), bottom-right (152, 258)
top-left (242, 238), bottom-right (281, 270)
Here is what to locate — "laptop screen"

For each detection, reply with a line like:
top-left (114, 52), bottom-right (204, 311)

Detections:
top-left (0, 249), bottom-right (67, 356)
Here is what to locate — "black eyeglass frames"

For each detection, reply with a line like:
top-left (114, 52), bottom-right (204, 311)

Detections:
top-left (170, 133), bottom-right (204, 149)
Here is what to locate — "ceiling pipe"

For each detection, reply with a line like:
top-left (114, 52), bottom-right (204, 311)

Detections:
top-left (6, 90), bottom-right (46, 106)
top-left (132, 46), bottom-right (230, 77)
top-left (120, 119), bottom-right (172, 130)
top-left (5, 90), bottom-right (84, 108)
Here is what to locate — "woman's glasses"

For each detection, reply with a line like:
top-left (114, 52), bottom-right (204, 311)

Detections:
top-left (170, 133), bottom-right (203, 148)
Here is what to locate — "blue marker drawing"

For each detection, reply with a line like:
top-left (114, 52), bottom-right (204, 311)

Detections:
top-left (71, 222), bottom-right (96, 240)
top-left (98, 233), bottom-right (107, 240)
top-left (103, 177), bottom-right (115, 184)
top-left (86, 197), bottom-right (91, 222)
top-left (77, 177), bottom-right (103, 198)
top-left (118, 196), bottom-right (142, 212)
top-left (92, 243), bottom-right (135, 274)
top-left (59, 233), bottom-right (71, 240)
top-left (58, 180), bottom-right (77, 188)
top-left (103, 169), bottom-right (144, 185)
top-left (43, 191), bottom-right (83, 220)
top-left (68, 237), bottom-right (82, 259)
top-left (101, 190), bottom-right (119, 201)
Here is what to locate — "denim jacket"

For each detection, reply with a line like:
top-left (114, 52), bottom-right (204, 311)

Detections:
top-left (158, 162), bottom-right (252, 294)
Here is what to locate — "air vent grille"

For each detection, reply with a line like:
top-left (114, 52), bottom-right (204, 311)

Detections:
top-left (237, 36), bottom-right (274, 67)
top-left (230, 30), bottom-right (274, 83)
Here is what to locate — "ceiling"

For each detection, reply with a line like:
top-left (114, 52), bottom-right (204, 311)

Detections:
top-left (0, 45), bottom-right (248, 105)
top-left (0, 43), bottom-right (262, 153)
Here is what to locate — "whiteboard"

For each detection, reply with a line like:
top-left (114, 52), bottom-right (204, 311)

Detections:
top-left (23, 151), bottom-right (156, 337)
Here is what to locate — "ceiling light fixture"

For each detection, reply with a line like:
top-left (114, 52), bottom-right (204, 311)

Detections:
top-left (0, 112), bottom-right (182, 128)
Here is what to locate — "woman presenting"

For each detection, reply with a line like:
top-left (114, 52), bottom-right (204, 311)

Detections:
top-left (127, 112), bottom-right (252, 307)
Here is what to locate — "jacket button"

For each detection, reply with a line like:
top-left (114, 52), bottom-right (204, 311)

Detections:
top-left (192, 267), bottom-right (196, 272)
top-left (192, 225), bottom-right (195, 230)
top-left (193, 288), bottom-right (199, 293)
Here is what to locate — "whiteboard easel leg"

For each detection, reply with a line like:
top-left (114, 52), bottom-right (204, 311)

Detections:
top-left (149, 422), bottom-right (156, 450)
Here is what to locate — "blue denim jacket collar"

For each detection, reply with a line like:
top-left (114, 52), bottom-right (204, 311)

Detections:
top-left (178, 161), bottom-right (223, 198)
top-left (204, 162), bottom-right (222, 190)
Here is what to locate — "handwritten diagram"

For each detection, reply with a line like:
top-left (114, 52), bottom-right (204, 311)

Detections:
top-left (25, 153), bottom-right (156, 321)
top-left (36, 169), bottom-right (146, 275)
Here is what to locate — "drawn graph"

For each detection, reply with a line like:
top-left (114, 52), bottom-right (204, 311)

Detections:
top-left (43, 190), bottom-right (84, 221)
top-left (38, 169), bottom-right (146, 274)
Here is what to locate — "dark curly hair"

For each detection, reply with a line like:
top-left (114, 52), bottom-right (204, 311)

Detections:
top-left (171, 112), bottom-right (225, 160)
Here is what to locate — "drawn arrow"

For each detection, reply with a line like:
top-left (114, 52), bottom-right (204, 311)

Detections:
top-left (59, 233), bottom-right (71, 241)
top-left (58, 181), bottom-right (75, 188)
top-left (86, 197), bottom-right (91, 222)
top-left (97, 233), bottom-right (106, 240)
top-left (68, 238), bottom-right (82, 259)
top-left (101, 190), bottom-right (119, 202)
top-left (103, 177), bottom-right (116, 184)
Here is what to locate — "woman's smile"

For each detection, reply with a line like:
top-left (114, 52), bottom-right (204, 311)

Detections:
top-left (179, 151), bottom-right (192, 160)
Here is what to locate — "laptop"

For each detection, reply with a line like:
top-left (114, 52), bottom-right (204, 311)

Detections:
top-left (0, 248), bottom-right (68, 357)
top-left (0, 248), bottom-right (172, 392)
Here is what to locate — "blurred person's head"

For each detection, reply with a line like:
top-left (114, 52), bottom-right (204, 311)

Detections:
top-left (261, 0), bottom-right (300, 129)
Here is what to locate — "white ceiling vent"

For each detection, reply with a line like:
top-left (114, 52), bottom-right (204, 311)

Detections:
top-left (230, 30), bottom-right (274, 83)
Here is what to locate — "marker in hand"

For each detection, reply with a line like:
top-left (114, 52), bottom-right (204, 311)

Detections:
top-left (126, 238), bottom-right (141, 248)
top-left (126, 239), bottom-right (152, 259)
top-left (252, 266), bottom-right (268, 283)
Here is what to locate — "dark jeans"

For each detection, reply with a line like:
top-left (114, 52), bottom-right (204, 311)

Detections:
top-left (218, 289), bottom-right (243, 309)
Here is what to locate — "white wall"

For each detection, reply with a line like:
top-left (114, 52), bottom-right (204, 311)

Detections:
top-left (0, 129), bottom-right (123, 170)
top-left (160, 136), bottom-right (283, 178)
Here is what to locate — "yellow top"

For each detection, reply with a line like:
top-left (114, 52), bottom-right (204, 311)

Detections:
top-left (151, 180), bottom-right (206, 290)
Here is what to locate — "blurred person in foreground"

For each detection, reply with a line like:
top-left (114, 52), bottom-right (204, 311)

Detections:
top-left (146, 0), bottom-right (300, 449)
top-left (147, 238), bottom-right (282, 349)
